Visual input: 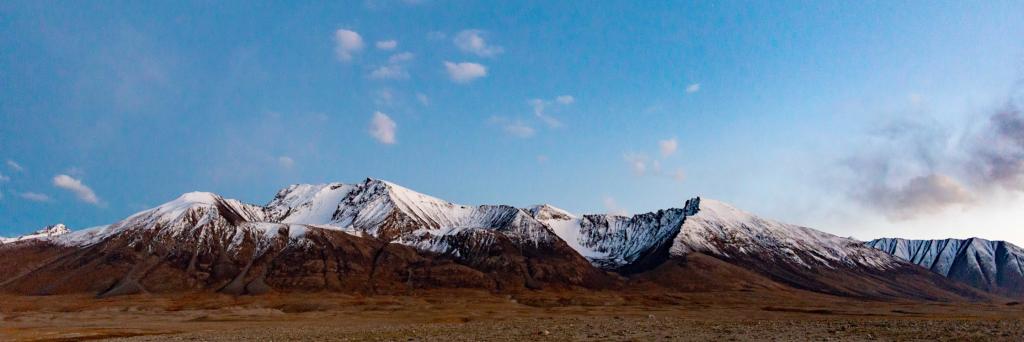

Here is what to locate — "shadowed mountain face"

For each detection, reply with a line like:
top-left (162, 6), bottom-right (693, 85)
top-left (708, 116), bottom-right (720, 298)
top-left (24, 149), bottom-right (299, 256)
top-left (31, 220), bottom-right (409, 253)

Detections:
top-left (868, 238), bottom-right (1024, 298)
top-left (0, 178), bottom-right (993, 301)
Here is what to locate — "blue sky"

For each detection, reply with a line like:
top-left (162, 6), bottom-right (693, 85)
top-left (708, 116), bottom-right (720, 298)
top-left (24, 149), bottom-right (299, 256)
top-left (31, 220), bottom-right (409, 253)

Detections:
top-left (3, 1), bottom-right (1024, 244)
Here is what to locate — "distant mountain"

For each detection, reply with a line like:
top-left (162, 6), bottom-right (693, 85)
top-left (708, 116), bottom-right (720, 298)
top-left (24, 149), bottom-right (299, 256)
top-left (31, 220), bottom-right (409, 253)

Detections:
top-left (0, 178), bottom-right (989, 301)
top-left (868, 238), bottom-right (1024, 297)
top-left (0, 223), bottom-right (70, 244)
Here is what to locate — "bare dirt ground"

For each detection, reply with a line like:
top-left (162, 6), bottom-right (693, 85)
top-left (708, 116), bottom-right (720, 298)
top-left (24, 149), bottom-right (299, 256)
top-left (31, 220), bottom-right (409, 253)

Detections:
top-left (2, 289), bottom-right (1022, 341)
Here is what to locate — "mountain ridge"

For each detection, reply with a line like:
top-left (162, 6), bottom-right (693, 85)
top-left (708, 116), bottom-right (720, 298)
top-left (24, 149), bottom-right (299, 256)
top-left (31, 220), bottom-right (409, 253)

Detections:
top-left (868, 237), bottom-right (1024, 297)
top-left (0, 178), bottom-right (997, 301)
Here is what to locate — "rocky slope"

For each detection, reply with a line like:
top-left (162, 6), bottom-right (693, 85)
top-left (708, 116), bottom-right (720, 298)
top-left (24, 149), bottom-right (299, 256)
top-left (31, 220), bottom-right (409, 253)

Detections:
top-left (0, 178), bottom-right (992, 300)
top-left (867, 238), bottom-right (1024, 297)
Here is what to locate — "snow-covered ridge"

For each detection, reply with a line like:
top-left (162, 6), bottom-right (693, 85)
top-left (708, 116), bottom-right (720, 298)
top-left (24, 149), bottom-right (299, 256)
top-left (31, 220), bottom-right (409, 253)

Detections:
top-left (526, 204), bottom-right (575, 221)
top-left (1, 223), bottom-right (70, 244)
top-left (265, 183), bottom-right (355, 224)
top-left (13, 179), bottom-right (561, 259)
top-left (7, 178), bottom-right (904, 275)
top-left (533, 204), bottom-right (691, 269)
top-left (672, 199), bottom-right (897, 270)
top-left (867, 237), bottom-right (1024, 294)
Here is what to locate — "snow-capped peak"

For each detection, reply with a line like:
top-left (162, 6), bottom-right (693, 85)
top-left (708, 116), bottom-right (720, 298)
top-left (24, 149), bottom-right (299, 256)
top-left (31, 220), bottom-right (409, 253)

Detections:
top-left (1, 223), bottom-right (72, 244)
top-left (265, 182), bottom-right (355, 223)
top-left (124, 191), bottom-right (227, 222)
top-left (34, 223), bottom-right (70, 236)
top-left (526, 204), bottom-right (576, 221)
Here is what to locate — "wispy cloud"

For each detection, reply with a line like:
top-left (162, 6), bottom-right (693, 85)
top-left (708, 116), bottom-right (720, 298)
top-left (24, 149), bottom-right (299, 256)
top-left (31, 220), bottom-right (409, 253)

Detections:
top-left (444, 61), bottom-right (487, 83)
top-left (375, 40), bottom-right (397, 50)
top-left (374, 89), bottom-right (395, 106)
top-left (53, 174), bottom-right (101, 205)
top-left (388, 52), bottom-right (414, 64)
top-left (0, 172), bottom-right (8, 182)
top-left (624, 138), bottom-right (686, 182)
top-left (369, 111), bottom-right (397, 144)
top-left (659, 137), bottom-right (678, 157)
top-left (623, 153), bottom-right (649, 175)
top-left (528, 95), bottom-right (575, 129)
top-left (842, 89), bottom-right (1024, 219)
top-left (416, 93), bottom-right (430, 106)
top-left (334, 29), bottom-right (364, 62)
top-left (490, 116), bottom-right (535, 138)
top-left (370, 65), bottom-right (408, 80)
top-left (370, 52), bottom-right (415, 80)
top-left (278, 156), bottom-right (295, 169)
top-left (6, 160), bottom-right (23, 172)
top-left (529, 99), bottom-right (562, 128)
top-left (19, 192), bottom-right (51, 202)
top-left (453, 30), bottom-right (503, 57)
top-left (603, 196), bottom-right (628, 216)
top-left (686, 83), bottom-right (700, 93)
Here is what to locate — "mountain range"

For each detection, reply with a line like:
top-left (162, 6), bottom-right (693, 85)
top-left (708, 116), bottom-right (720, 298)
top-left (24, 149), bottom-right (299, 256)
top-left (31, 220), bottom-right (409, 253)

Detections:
top-left (0, 178), bottom-right (1015, 300)
top-left (868, 238), bottom-right (1024, 298)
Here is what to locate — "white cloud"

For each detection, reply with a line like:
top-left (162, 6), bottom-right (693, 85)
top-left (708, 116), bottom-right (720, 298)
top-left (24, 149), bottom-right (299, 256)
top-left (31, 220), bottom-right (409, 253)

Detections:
top-left (490, 116), bottom-right (535, 138)
top-left (908, 93), bottom-right (924, 105)
top-left (659, 137), bottom-right (678, 157)
top-left (453, 30), bottom-right (504, 57)
top-left (64, 166), bottom-right (85, 178)
top-left (369, 111), bottom-right (397, 144)
top-left (624, 150), bottom-right (685, 182)
top-left (504, 122), bottom-right (535, 138)
top-left (556, 95), bottom-right (575, 105)
top-left (370, 52), bottom-right (415, 80)
top-left (334, 29), bottom-right (364, 62)
top-left (686, 83), bottom-right (700, 93)
top-left (53, 174), bottom-right (100, 205)
top-left (370, 65), bottom-right (408, 80)
top-left (416, 93), bottom-right (430, 106)
top-left (376, 40), bottom-right (398, 50)
top-left (19, 192), bottom-right (50, 202)
top-left (603, 196), bottom-right (628, 216)
top-left (388, 52), bottom-right (414, 63)
top-left (278, 156), bottom-right (295, 169)
top-left (444, 61), bottom-right (487, 83)
top-left (623, 153), bottom-right (648, 175)
top-left (6, 160), bottom-right (23, 172)
top-left (669, 168), bottom-right (686, 181)
top-left (537, 155), bottom-right (549, 163)
top-left (374, 89), bottom-right (395, 106)
top-left (529, 99), bottom-right (563, 128)
top-left (0, 172), bottom-right (8, 182)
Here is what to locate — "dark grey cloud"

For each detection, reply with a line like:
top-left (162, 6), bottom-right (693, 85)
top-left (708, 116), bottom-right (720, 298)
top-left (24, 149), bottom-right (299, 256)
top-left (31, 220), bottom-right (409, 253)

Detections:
top-left (844, 89), bottom-right (1024, 220)
top-left (859, 173), bottom-right (973, 220)
top-left (972, 107), bottom-right (1024, 190)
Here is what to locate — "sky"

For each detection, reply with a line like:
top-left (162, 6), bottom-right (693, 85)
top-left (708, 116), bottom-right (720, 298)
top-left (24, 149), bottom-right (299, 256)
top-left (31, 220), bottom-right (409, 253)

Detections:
top-left (2, 1), bottom-right (1024, 244)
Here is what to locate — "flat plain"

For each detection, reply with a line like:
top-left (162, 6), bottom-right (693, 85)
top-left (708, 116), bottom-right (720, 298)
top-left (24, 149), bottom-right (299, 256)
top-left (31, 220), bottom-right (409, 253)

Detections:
top-left (3, 288), bottom-right (1022, 341)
